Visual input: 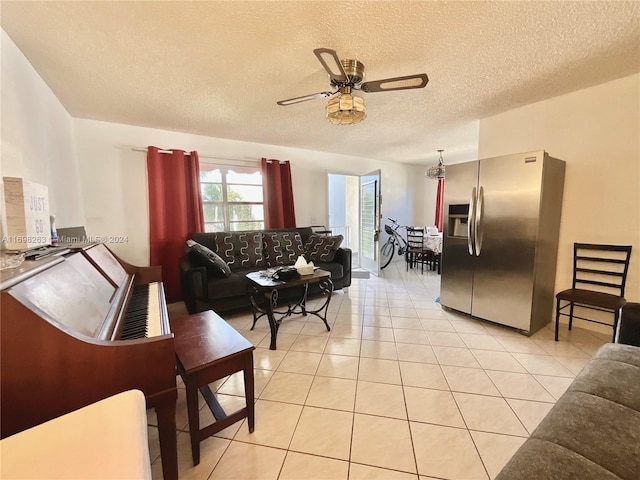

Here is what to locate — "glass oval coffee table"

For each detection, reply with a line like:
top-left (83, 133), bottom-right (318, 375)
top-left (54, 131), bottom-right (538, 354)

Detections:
top-left (246, 269), bottom-right (333, 350)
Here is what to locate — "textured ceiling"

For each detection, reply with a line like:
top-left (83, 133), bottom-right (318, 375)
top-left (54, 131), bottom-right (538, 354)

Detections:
top-left (2, 1), bottom-right (639, 165)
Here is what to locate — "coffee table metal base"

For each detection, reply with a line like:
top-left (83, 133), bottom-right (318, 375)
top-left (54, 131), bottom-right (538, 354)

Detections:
top-left (249, 277), bottom-right (333, 350)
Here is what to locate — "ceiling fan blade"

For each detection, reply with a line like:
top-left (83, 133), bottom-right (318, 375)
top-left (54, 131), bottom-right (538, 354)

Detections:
top-left (360, 73), bottom-right (429, 93)
top-left (276, 91), bottom-right (334, 106)
top-left (313, 48), bottom-right (348, 84)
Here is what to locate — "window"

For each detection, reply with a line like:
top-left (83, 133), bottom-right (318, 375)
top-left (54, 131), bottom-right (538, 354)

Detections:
top-left (199, 164), bottom-right (264, 232)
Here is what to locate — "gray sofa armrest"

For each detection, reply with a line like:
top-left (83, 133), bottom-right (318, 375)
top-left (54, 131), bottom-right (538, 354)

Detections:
top-left (180, 255), bottom-right (208, 314)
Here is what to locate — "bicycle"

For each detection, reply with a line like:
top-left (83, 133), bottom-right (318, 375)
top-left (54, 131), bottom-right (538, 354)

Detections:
top-left (380, 218), bottom-right (408, 269)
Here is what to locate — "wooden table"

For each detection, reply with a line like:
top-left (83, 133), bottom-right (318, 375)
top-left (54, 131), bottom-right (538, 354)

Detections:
top-left (246, 269), bottom-right (333, 350)
top-left (424, 233), bottom-right (443, 255)
top-left (170, 311), bottom-right (255, 466)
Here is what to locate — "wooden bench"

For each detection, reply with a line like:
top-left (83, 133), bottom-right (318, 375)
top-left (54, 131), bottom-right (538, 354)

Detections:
top-left (170, 311), bottom-right (255, 465)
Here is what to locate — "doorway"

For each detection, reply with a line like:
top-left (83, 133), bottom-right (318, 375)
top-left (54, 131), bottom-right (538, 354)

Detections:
top-left (328, 173), bottom-right (360, 266)
top-left (328, 170), bottom-right (382, 276)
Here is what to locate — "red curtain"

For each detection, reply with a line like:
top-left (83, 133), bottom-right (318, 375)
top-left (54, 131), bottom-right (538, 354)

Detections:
top-left (435, 178), bottom-right (445, 232)
top-left (261, 158), bottom-right (296, 228)
top-left (147, 146), bottom-right (204, 302)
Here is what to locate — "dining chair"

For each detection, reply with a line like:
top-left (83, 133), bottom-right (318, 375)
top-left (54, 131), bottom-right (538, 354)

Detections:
top-left (554, 243), bottom-right (632, 341)
top-left (428, 251), bottom-right (441, 274)
top-left (406, 227), bottom-right (427, 273)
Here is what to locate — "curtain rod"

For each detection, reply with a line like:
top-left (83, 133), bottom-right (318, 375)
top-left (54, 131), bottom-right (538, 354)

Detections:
top-left (131, 147), bottom-right (260, 165)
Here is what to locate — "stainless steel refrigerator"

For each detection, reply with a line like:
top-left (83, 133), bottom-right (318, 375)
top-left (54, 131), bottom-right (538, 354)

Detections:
top-left (440, 150), bottom-right (565, 335)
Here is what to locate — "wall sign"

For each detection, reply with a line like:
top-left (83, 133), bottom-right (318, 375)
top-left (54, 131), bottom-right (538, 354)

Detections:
top-left (2, 177), bottom-right (51, 250)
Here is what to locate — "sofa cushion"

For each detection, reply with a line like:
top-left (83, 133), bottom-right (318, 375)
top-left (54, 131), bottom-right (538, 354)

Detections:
top-left (207, 270), bottom-right (253, 299)
top-left (531, 390), bottom-right (640, 480)
top-left (230, 232), bottom-right (264, 270)
top-left (197, 232), bottom-right (264, 270)
top-left (185, 239), bottom-right (231, 278)
top-left (263, 227), bottom-right (313, 245)
top-left (304, 234), bottom-right (344, 263)
top-left (568, 357), bottom-right (640, 412)
top-left (496, 438), bottom-right (622, 480)
top-left (263, 231), bottom-right (305, 267)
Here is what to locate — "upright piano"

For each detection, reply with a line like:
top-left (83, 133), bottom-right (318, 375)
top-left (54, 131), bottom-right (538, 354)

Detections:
top-left (1, 243), bottom-right (178, 480)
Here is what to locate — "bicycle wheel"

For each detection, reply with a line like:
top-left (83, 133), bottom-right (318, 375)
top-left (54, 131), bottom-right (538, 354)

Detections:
top-left (380, 240), bottom-right (395, 270)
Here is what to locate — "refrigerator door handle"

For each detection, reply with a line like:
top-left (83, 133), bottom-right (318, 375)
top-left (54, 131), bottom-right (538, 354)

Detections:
top-left (467, 187), bottom-right (476, 255)
top-left (475, 186), bottom-right (484, 256)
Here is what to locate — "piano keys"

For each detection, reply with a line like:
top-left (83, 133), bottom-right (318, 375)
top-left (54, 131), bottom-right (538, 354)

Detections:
top-left (0, 243), bottom-right (178, 480)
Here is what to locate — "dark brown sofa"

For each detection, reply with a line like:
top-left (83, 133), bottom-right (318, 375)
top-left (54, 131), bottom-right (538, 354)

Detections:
top-left (180, 227), bottom-right (351, 314)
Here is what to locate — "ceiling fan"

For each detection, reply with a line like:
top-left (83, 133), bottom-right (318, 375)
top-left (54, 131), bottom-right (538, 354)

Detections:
top-left (276, 48), bottom-right (429, 125)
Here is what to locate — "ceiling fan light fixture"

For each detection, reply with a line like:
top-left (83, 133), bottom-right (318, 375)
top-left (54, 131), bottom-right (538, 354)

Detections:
top-left (326, 93), bottom-right (366, 125)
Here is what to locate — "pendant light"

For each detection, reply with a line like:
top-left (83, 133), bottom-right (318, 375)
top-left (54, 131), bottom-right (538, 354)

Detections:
top-left (425, 149), bottom-right (445, 179)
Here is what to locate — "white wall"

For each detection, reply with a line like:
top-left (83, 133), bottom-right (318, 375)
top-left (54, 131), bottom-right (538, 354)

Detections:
top-left (74, 119), bottom-right (415, 265)
top-left (412, 141), bottom-right (481, 228)
top-left (478, 74), bottom-right (640, 318)
top-left (0, 30), bottom-right (85, 229)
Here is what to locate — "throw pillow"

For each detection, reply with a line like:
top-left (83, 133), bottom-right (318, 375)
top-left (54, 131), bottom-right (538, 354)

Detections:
top-left (185, 239), bottom-right (232, 278)
top-left (228, 232), bottom-right (264, 270)
top-left (304, 234), bottom-right (343, 263)
top-left (263, 232), bottom-right (305, 267)
top-left (206, 232), bottom-right (264, 270)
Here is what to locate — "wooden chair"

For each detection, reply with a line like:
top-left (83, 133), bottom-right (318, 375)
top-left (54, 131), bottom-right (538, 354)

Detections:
top-left (555, 243), bottom-right (632, 341)
top-left (428, 251), bottom-right (441, 274)
top-left (406, 227), bottom-right (427, 273)
top-left (310, 225), bottom-right (332, 236)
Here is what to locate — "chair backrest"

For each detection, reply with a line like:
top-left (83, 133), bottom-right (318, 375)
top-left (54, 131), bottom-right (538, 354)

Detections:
top-left (406, 227), bottom-right (425, 250)
top-left (572, 243), bottom-right (632, 296)
top-left (309, 225), bottom-right (332, 236)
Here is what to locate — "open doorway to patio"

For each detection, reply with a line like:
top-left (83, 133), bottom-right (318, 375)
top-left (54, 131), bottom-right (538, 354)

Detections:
top-left (328, 173), bottom-right (359, 267)
top-left (328, 172), bottom-right (380, 277)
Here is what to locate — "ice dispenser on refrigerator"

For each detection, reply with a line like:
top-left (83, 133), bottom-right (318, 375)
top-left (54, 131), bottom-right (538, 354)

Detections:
top-left (448, 204), bottom-right (469, 238)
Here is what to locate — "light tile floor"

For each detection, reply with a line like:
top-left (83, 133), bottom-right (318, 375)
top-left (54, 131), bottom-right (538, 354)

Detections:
top-left (152, 262), bottom-right (611, 480)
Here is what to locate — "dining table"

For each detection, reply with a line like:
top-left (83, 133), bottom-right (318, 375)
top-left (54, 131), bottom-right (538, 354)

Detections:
top-left (424, 232), bottom-right (443, 254)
